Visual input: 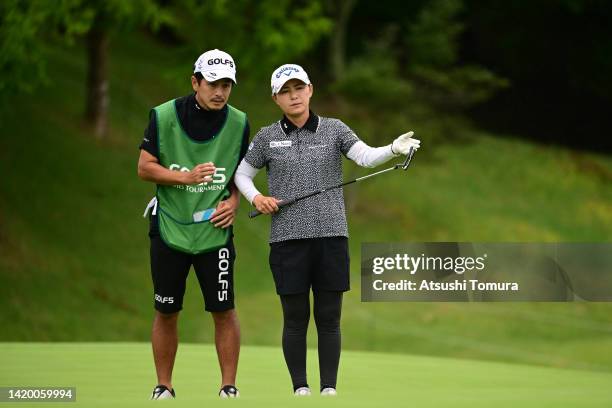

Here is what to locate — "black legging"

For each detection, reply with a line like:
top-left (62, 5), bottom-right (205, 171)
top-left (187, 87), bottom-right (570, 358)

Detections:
top-left (280, 291), bottom-right (343, 391)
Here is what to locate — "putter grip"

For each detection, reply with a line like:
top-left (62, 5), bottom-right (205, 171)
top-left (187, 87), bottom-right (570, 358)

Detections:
top-left (248, 209), bottom-right (262, 218)
top-left (248, 199), bottom-right (292, 219)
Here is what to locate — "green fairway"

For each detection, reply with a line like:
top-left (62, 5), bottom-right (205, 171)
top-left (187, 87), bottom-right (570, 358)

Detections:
top-left (1, 343), bottom-right (611, 407)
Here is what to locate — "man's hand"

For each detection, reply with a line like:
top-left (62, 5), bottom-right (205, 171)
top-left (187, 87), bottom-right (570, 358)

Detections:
top-left (211, 183), bottom-right (240, 228)
top-left (210, 197), bottom-right (239, 228)
top-left (391, 131), bottom-right (421, 155)
top-left (252, 194), bottom-right (281, 214)
top-left (181, 162), bottom-right (216, 185)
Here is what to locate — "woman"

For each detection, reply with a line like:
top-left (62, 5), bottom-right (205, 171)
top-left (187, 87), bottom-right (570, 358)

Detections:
top-left (234, 64), bottom-right (420, 396)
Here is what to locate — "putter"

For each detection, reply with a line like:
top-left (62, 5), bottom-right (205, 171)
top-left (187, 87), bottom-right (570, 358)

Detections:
top-left (248, 146), bottom-right (416, 219)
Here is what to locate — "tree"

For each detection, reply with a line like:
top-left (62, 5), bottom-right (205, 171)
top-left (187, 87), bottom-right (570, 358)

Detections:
top-left (326, 0), bottom-right (357, 82)
top-left (0, 0), bottom-right (90, 96)
top-left (180, 0), bottom-right (332, 79)
top-left (0, 0), bottom-right (171, 138)
top-left (79, 0), bottom-right (171, 138)
top-left (404, 0), bottom-right (508, 111)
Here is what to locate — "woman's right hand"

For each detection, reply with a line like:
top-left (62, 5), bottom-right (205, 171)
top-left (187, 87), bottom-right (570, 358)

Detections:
top-left (252, 194), bottom-right (281, 214)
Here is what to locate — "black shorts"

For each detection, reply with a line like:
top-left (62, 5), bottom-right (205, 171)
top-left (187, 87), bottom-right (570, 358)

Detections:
top-left (269, 237), bottom-right (350, 295)
top-left (150, 234), bottom-right (236, 313)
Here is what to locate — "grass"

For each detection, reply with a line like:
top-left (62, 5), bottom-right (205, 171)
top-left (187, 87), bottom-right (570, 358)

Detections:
top-left (2, 342), bottom-right (612, 408)
top-left (0, 33), bottom-right (611, 376)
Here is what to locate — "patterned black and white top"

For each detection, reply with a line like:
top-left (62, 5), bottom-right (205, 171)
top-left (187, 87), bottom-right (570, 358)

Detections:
top-left (244, 113), bottom-right (360, 243)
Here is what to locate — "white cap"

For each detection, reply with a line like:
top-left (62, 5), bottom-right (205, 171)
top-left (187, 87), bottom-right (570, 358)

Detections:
top-left (194, 49), bottom-right (237, 84)
top-left (270, 64), bottom-right (310, 95)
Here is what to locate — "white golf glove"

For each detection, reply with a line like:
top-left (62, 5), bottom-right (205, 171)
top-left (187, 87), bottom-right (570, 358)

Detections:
top-left (391, 131), bottom-right (421, 155)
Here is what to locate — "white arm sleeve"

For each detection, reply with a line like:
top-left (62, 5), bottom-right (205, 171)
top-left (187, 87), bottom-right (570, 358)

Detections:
top-left (346, 141), bottom-right (397, 168)
top-left (234, 160), bottom-right (262, 204)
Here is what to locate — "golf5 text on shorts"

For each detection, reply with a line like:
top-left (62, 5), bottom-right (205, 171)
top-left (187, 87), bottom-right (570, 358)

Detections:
top-left (269, 236), bottom-right (350, 295)
top-left (150, 235), bottom-right (236, 313)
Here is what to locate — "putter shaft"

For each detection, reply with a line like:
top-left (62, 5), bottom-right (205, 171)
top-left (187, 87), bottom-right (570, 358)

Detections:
top-left (248, 146), bottom-right (415, 218)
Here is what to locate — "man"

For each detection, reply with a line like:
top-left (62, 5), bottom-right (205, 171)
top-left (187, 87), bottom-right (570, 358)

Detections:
top-left (234, 64), bottom-right (420, 396)
top-left (137, 49), bottom-right (249, 399)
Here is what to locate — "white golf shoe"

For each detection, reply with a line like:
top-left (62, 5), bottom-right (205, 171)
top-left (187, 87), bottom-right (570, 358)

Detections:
top-left (294, 386), bottom-right (311, 396)
top-left (150, 385), bottom-right (175, 400)
top-left (321, 387), bottom-right (337, 396)
top-left (219, 385), bottom-right (240, 398)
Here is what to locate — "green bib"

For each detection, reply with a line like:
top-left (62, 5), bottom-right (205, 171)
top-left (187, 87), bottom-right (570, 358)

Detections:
top-left (154, 99), bottom-right (245, 254)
